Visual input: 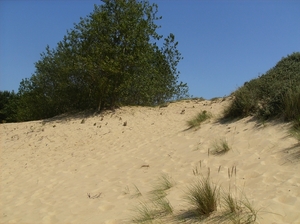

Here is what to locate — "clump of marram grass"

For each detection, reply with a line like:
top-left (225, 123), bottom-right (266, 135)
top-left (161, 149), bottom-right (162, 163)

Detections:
top-left (220, 191), bottom-right (258, 224)
top-left (184, 175), bottom-right (219, 216)
top-left (187, 110), bottom-right (212, 128)
top-left (132, 198), bottom-right (173, 223)
top-left (132, 174), bottom-right (175, 223)
top-left (152, 197), bottom-right (173, 217)
top-left (211, 138), bottom-right (231, 155)
top-left (149, 174), bottom-right (175, 210)
top-left (132, 201), bottom-right (155, 223)
top-left (155, 174), bottom-right (175, 191)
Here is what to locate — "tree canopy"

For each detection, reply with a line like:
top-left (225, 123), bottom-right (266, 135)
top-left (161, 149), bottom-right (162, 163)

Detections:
top-left (16, 0), bottom-right (188, 121)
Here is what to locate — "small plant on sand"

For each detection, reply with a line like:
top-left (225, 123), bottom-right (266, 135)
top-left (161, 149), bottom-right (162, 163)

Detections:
top-left (132, 202), bottom-right (155, 223)
top-left (211, 138), bottom-right (231, 155)
top-left (149, 174), bottom-right (175, 199)
top-left (222, 191), bottom-right (239, 214)
top-left (185, 175), bottom-right (219, 216)
top-left (155, 174), bottom-right (175, 191)
top-left (132, 174), bottom-right (175, 223)
top-left (221, 192), bottom-right (258, 224)
top-left (149, 174), bottom-right (175, 214)
top-left (132, 198), bottom-right (173, 223)
top-left (187, 110), bottom-right (212, 128)
top-left (153, 197), bottom-right (173, 216)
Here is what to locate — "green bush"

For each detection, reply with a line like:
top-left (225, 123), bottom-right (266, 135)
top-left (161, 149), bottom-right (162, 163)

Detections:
top-left (224, 52), bottom-right (300, 121)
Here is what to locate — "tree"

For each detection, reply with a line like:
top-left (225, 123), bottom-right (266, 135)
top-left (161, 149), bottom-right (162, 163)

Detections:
top-left (0, 90), bottom-right (19, 122)
top-left (18, 0), bottom-right (188, 121)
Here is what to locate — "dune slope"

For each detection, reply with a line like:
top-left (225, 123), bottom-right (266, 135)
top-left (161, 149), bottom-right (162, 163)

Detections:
top-left (1, 98), bottom-right (300, 224)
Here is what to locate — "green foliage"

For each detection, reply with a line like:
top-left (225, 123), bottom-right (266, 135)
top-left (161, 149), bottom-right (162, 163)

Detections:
top-left (16, 0), bottom-right (188, 121)
top-left (0, 91), bottom-right (19, 122)
top-left (187, 110), bottom-right (212, 128)
top-left (224, 52), bottom-right (300, 121)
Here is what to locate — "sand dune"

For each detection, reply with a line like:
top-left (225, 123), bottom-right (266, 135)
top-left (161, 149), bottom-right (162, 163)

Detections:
top-left (1, 98), bottom-right (300, 224)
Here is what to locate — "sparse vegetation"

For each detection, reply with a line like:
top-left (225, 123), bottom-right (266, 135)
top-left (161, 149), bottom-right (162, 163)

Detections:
top-left (211, 138), bottom-right (231, 155)
top-left (131, 170), bottom-right (259, 224)
top-left (187, 110), bottom-right (212, 128)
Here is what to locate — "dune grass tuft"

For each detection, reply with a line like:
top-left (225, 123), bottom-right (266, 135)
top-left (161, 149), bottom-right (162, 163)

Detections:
top-left (156, 174), bottom-right (175, 191)
top-left (187, 110), bottom-right (212, 128)
top-left (185, 175), bottom-right (219, 216)
top-left (132, 174), bottom-right (175, 223)
top-left (221, 192), bottom-right (258, 224)
top-left (132, 202), bottom-right (155, 223)
top-left (211, 138), bottom-right (231, 155)
top-left (153, 197), bottom-right (173, 217)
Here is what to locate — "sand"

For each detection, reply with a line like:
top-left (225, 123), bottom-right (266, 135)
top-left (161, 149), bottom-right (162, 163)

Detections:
top-left (1, 98), bottom-right (300, 224)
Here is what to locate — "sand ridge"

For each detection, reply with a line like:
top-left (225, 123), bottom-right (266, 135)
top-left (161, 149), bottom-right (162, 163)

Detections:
top-left (1, 98), bottom-right (300, 224)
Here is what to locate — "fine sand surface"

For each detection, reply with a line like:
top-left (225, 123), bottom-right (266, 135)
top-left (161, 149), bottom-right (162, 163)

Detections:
top-left (1, 98), bottom-right (300, 224)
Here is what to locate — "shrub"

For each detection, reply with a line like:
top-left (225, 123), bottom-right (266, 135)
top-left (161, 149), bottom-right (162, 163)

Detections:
top-left (223, 52), bottom-right (300, 121)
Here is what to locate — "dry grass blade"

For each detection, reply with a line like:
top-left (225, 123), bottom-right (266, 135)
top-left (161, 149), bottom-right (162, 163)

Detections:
top-left (131, 184), bottom-right (142, 198)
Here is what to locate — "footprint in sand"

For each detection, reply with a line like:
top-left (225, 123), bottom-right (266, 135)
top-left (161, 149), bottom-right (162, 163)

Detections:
top-left (99, 204), bottom-right (115, 212)
top-left (276, 195), bottom-right (297, 205)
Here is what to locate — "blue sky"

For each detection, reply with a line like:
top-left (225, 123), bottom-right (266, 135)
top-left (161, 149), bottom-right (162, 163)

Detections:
top-left (1, 0), bottom-right (299, 99)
